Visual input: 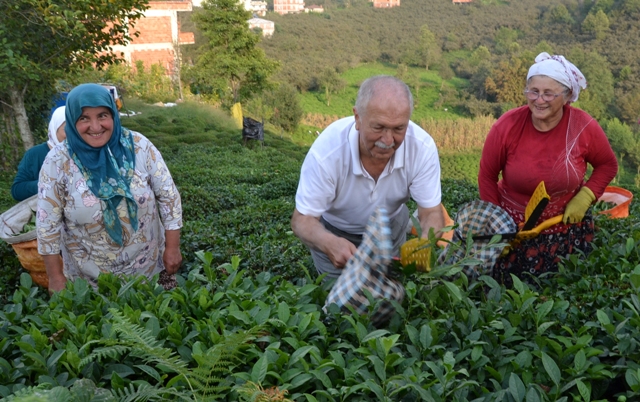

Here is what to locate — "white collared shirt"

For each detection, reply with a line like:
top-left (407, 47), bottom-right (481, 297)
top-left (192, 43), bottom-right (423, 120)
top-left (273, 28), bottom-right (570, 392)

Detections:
top-left (295, 116), bottom-right (441, 234)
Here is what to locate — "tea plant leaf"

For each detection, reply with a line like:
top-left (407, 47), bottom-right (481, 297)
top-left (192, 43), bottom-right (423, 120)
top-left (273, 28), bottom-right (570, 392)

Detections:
top-left (117, 275), bottom-right (144, 299)
top-left (596, 309), bottom-right (610, 326)
top-left (250, 354), bottom-right (268, 384)
top-left (290, 373), bottom-right (314, 388)
top-left (134, 364), bottom-right (162, 382)
top-left (380, 334), bottom-right (400, 355)
top-left (19, 273), bottom-right (32, 289)
top-left (512, 275), bottom-right (525, 295)
top-left (368, 355), bottom-right (385, 381)
top-left (471, 345), bottom-right (483, 362)
top-left (310, 369), bottom-right (332, 388)
top-left (576, 379), bottom-right (590, 401)
top-left (420, 324), bottom-right (433, 350)
top-left (329, 351), bottom-right (345, 368)
top-left (508, 373), bottom-right (525, 402)
top-left (525, 387), bottom-right (541, 402)
top-left (629, 266), bottom-right (640, 290)
top-left (298, 314), bottom-right (312, 335)
top-left (574, 349), bottom-right (586, 372)
top-left (288, 346), bottom-right (315, 368)
top-left (625, 368), bottom-right (640, 391)
top-left (356, 321), bottom-right (368, 343)
top-left (541, 352), bottom-right (561, 386)
top-left (537, 321), bottom-right (556, 336)
top-left (229, 310), bottom-right (251, 325)
top-left (361, 329), bottom-right (389, 343)
top-left (625, 237), bottom-right (634, 257)
top-left (536, 300), bottom-right (554, 322)
top-left (46, 349), bottom-right (66, 372)
top-left (443, 281), bottom-right (462, 302)
top-left (278, 302), bottom-right (290, 323)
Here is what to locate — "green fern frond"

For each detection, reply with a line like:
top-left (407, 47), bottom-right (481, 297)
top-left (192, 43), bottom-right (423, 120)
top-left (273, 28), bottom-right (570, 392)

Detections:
top-left (187, 329), bottom-right (260, 399)
top-left (2, 384), bottom-right (51, 401)
top-left (111, 382), bottom-right (191, 402)
top-left (79, 345), bottom-right (132, 368)
top-left (106, 308), bottom-right (189, 376)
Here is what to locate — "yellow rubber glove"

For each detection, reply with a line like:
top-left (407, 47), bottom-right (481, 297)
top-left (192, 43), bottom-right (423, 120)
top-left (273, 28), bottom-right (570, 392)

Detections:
top-left (563, 186), bottom-right (596, 224)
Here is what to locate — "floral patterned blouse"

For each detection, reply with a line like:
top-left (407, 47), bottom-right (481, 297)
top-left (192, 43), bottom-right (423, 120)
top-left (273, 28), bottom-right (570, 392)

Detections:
top-left (37, 131), bottom-right (182, 287)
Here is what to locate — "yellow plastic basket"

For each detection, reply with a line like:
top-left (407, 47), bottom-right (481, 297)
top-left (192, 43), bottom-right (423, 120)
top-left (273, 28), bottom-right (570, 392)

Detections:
top-left (400, 238), bottom-right (432, 272)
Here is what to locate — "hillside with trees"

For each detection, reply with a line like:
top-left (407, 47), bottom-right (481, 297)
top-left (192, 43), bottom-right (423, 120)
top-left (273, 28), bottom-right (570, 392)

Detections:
top-left (252, 0), bottom-right (640, 123)
top-left (177, 0), bottom-right (640, 185)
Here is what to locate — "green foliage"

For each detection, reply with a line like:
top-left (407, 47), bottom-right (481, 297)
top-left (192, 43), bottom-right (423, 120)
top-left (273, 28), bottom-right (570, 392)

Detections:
top-left (602, 118), bottom-right (640, 168)
top-left (317, 68), bottom-right (347, 107)
top-left (581, 9), bottom-right (610, 40)
top-left (1, 99), bottom-right (640, 400)
top-left (271, 83), bottom-right (305, 133)
top-left (0, 0), bottom-right (148, 148)
top-left (3, 198), bottom-right (640, 400)
top-left (95, 62), bottom-right (179, 104)
top-left (569, 48), bottom-right (614, 120)
top-left (419, 24), bottom-right (442, 71)
top-left (186, 0), bottom-right (279, 106)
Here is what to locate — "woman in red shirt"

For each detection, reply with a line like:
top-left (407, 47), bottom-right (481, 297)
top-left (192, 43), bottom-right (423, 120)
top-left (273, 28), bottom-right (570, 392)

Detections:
top-left (478, 52), bottom-right (618, 287)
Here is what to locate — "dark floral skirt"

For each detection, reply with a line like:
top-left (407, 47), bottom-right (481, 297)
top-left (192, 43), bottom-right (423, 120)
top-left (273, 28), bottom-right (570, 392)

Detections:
top-left (491, 213), bottom-right (594, 288)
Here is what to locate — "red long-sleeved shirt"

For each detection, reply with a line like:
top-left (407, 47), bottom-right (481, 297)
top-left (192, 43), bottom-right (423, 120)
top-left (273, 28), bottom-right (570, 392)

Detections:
top-left (479, 105), bottom-right (618, 225)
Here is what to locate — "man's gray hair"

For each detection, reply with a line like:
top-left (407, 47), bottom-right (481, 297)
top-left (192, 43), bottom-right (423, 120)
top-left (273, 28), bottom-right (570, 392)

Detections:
top-left (354, 75), bottom-right (414, 116)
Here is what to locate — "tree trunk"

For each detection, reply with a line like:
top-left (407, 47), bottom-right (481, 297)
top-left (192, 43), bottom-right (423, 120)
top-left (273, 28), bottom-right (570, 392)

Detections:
top-left (8, 85), bottom-right (34, 150)
top-left (0, 102), bottom-right (22, 171)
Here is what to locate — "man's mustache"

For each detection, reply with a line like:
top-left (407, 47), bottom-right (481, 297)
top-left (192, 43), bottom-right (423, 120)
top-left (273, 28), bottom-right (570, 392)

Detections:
top-left (375, 141), bottom-right (395, 149)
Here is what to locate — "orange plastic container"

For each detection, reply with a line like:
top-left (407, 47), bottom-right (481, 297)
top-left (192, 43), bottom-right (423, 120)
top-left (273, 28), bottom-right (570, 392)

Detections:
top-left (597, 186), bottom-right (633, 219)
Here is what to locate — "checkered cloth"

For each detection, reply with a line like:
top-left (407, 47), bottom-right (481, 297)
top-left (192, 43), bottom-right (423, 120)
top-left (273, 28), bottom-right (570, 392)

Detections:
top-left (324, 207), bottom-right (405, 326)
top-left (441, 200), bottom-right (517, 280)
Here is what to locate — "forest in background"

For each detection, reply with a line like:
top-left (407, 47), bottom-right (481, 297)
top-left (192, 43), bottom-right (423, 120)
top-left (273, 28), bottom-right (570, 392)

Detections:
top-left (178, 0), bottom-right (640, 186)
top-left (182, 0), bottom-right (640, 121)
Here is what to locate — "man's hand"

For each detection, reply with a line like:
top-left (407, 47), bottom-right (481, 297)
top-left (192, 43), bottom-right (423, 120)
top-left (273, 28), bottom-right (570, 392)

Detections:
top-left (323, 236), bottom-right (357, 268)
top-left (417, 204), bottom-right (446, 240)
top-left (291, 209), bottom-right (357, 268)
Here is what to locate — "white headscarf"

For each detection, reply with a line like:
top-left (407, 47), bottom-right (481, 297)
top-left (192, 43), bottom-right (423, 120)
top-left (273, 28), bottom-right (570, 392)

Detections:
top-left (526, 52), bottom-right (587, 103)
top-left (47, 106), bottom-right (66, 149)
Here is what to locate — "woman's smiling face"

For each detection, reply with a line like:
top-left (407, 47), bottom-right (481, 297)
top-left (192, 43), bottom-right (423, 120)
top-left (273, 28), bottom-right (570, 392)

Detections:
top-left (526, 75), bottom-right (569, 130)
top-left (75, 106), bottom-right (114, 148)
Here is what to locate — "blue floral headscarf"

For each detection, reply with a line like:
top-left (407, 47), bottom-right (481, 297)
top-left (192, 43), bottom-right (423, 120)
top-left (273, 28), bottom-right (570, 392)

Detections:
top-left (65, 83), bottom-right (138, 246)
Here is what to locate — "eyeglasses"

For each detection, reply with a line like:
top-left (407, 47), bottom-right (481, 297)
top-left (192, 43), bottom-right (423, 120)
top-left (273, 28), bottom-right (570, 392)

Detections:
top-left (524, 90), bottom-right (564, 102)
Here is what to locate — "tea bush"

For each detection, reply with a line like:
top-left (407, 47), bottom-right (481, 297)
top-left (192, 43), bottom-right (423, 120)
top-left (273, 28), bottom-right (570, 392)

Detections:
top-left (2, 101), bottom-right (640, 400)
top-left (2, 204), bottom-right (640, 401)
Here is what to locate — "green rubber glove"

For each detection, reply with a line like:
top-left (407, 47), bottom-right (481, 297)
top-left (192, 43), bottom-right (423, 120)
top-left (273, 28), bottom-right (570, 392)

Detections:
top-left (563, 186), bottom-right (596, 224)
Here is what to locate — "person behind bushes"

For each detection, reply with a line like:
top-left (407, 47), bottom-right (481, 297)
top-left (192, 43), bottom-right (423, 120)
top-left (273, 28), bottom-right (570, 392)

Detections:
top-left (11, 106), bottom-right (67, 201)
top-left (478, 52), bottom-right (618, 287)
top-left (37, 84), bottom-right (183, 292)
top-left (291, 75), bottom-right (445, 280)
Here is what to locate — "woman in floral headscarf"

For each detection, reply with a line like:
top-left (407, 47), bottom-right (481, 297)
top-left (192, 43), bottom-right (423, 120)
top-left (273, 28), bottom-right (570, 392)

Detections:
top-left (478, 52), bottom-right (618, 287)
top-left (37, 84), bottom-right (183, 293)
top-left (11, 106), bottom-right (67, 201)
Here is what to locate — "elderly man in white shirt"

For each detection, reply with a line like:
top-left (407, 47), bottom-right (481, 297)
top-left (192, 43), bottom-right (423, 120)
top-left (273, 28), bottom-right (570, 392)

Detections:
top-left (291, 75), bottom-right (445, 279)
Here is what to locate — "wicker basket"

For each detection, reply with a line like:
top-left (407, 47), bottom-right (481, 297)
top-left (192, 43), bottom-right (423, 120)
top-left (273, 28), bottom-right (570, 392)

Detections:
top-left (11, 239), bottom-right (51, 288)
top-left (0, 195), bottom-right (53, 288)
